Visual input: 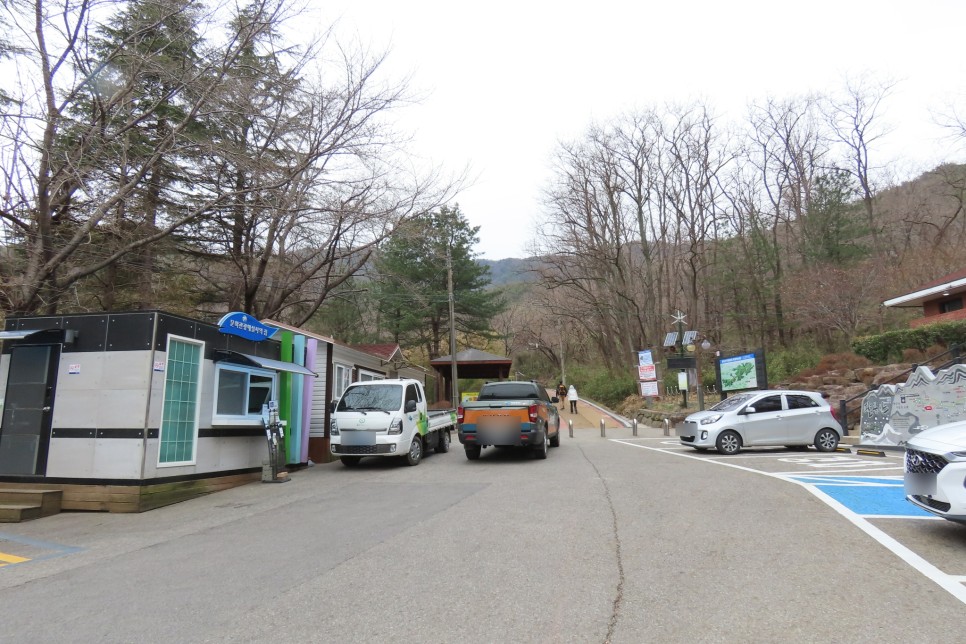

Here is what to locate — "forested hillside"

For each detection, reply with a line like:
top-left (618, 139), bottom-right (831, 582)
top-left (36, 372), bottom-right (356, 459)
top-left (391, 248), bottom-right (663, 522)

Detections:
top-left (508, 95), bottom-right (966, 379)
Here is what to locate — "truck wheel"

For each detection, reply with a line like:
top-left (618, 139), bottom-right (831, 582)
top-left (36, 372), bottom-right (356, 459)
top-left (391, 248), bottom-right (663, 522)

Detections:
top-left (405, 436), bottom-right (423, 466)
top-left (340, 456), bottom-right (361, 467)
top-left (465, 445), bottom-right (481, 460)
top-left (434, 430), bottom-right (451, 453)
top-left (533, 433), bottom-right (549, 460)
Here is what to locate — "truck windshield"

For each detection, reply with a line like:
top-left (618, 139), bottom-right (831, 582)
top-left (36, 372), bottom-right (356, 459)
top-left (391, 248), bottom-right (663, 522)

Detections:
top-left (337, 384), bottom-right (402, 412)
top-left (478, 383), bottom-right (540, 400)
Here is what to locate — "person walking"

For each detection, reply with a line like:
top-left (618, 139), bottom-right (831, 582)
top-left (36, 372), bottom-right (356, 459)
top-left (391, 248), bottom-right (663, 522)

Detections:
top-left (556, 382), bottom-right (567, 410)
top-left (568, 384), bottom-right (579, 414)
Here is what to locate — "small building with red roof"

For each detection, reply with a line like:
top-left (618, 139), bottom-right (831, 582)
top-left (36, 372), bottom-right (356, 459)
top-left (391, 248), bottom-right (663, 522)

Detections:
top-left (883, 267), bottom-right (966, 327)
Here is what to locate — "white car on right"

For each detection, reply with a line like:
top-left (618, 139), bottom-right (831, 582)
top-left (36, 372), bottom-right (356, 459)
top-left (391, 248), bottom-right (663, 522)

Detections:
top-left (904, 419), bottom-right (966, 525)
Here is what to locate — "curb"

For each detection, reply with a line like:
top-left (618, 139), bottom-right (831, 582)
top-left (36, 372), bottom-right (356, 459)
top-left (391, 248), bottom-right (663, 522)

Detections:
top-left (580, 399), bottom-right (633, 428)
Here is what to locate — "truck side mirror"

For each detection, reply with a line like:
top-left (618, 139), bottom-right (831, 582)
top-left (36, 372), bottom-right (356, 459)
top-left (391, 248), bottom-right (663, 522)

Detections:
top-left (405, 400), bottom-right (417, 413)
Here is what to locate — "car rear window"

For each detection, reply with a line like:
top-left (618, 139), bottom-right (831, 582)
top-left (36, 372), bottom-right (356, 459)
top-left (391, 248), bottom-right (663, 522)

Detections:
top-left (478, 383), bottom-right (540, 400)
top-left (786, 394), bottom-right (820, 409)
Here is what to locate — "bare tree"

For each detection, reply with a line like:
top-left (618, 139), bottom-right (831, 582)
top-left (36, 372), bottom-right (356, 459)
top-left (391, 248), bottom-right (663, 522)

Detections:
top-left (822, 76), bottom-right (896, 255)
top-left (743, 94), bottom-right (828, 346)
top-left (0, 0), bottom-right (454, 316)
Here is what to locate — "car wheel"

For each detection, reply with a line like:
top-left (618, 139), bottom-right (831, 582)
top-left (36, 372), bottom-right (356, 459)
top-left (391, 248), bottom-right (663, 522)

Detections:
top-left (405, 436), bottom-right (423, 466)
top-left (465, 445), bottom-right (481, 460)
top-left (715, 430), bottom-right (741, 455)
top-left (814, 428), bottom-right (839, 452)
top-left (549, 430), bottom-right (560, 447)
top-left (340, 456), bottom-right (361, 467)
top-left (533, 432), bottom-right (549, 460)
top-left (434, 430), bottom-right (451, 453)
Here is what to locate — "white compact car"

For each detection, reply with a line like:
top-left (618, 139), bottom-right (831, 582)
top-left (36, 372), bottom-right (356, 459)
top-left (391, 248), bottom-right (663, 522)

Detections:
top-left (904, 420), bottom-right (966, 524)
top-left (678, 389), bottom-right (840, 455)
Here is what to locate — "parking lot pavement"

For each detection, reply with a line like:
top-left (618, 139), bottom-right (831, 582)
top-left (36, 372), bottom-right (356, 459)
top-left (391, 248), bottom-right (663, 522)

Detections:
top-left (610, 435), bottom-right (966, 606)
top-left (0, 532), bottom-right (81, 568)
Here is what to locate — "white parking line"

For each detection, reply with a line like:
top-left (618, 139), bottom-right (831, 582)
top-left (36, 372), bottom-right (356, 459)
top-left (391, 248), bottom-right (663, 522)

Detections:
top-left (774, 467), bottom-right (905, 475)
top-left (610, 438), bottom-right (966, 606)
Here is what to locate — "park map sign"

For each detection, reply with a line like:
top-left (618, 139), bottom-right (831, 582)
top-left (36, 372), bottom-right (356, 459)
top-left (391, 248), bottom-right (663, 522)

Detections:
top-left (719, 353), bottom-right (759, 391)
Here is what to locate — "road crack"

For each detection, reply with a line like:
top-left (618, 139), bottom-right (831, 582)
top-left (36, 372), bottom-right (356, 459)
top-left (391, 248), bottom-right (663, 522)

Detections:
top-left (579, 445), bottom-right (624, 644)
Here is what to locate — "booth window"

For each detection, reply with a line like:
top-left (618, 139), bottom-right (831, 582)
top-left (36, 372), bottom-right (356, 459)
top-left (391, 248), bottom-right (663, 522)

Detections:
top-left (213, 364), bottom-right (277, 425)
top-left (159, 336), bottom-right (203, 466)
top-left (358, 369), bottom-right (385, 382)
top-left (334, 364), bottom-right (352, 398)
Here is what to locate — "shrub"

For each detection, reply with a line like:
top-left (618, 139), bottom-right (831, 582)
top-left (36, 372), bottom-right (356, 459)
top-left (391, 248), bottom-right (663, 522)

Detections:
top-left (852, 320), bottom-right (966, 363)
top-left (767, 344), bottom-right (823, 383)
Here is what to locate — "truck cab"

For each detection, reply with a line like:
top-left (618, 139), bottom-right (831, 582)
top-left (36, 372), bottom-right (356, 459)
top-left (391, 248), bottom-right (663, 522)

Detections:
top-left (330, 379), bottom-right (456, 467)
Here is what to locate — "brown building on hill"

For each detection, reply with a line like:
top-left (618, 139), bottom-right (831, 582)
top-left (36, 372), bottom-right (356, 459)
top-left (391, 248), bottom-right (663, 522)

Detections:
top-left (884, 268), bottom-right (966, 327)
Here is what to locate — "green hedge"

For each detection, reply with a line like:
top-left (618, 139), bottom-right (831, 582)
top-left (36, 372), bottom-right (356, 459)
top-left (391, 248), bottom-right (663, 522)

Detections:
top-left (851, 320), bottom-right (966, 363)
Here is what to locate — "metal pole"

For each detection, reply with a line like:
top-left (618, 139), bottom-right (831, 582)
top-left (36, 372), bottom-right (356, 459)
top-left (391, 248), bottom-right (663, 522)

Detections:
top-left (447, 244), bottom-right (458, 407)
top-left (696, 343), bottom-right (705, 411)
top-left (559, 319), bottom-right (566, 385)
top-left (600, 418), bottom-right (606, 438)
top-left (568, 419), bottom-right (573, 438)
top-left (632, 419), bottom-right (638, 437)
top-left (663, 418), bottom-right (670, 436)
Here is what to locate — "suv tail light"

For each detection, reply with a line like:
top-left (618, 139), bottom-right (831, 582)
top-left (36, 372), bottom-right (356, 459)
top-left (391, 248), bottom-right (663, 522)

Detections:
top-left (457, 406), bottom-right (464, 423)
top-left (829, 405), bottom-right (839, 421)
top-left (528, 405), bottom-right (539, 423)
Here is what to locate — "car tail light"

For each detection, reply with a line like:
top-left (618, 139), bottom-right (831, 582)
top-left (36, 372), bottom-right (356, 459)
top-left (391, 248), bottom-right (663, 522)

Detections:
top-left (829, 405), bottom-right (839, 421)
top-left (528, 405), bottom-right (539, 423)
top-left (457, 406), bottom-right (464, 423)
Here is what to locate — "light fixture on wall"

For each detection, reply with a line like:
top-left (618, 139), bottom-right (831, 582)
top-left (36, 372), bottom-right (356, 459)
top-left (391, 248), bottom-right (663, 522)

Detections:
top-left (942, 287), bottom-right (951, 297)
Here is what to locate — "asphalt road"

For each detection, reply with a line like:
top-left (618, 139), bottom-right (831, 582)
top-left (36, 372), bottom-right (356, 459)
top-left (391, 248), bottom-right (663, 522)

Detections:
top-left (1, 425), bottom-right (965, 643)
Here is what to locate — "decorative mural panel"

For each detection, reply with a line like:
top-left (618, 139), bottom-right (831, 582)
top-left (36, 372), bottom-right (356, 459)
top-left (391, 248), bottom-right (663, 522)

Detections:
top-left (860, 364), bottom-right (966, 446)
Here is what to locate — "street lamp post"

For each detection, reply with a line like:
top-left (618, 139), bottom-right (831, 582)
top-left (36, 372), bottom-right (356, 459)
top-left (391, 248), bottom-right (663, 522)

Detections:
top-left (695, 338), bottom-right (712, 411)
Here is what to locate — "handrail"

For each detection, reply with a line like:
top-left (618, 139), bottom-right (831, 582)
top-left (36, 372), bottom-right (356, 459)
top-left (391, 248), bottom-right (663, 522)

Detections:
top-left (837, 343), bottom-right (962, 436)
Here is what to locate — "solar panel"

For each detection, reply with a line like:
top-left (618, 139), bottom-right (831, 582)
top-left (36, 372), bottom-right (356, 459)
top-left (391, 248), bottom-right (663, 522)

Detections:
top-left (682, 330), bottom-right (697, 346)
top-left (663, 332), bottom-right (678, 347)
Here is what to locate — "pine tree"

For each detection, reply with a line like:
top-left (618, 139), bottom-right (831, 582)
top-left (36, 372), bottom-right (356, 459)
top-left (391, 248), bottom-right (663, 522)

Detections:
top-left (374, 206), bottom-right (505, 358)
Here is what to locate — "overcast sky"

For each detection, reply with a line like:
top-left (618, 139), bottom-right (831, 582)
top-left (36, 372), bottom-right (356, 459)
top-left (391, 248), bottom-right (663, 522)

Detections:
top-left (314, 0), bottom-right (966, 260)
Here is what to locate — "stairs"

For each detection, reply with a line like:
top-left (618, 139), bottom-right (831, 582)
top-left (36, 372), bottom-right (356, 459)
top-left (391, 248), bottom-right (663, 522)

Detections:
top-left (0, 489), bottom-right (63, 523)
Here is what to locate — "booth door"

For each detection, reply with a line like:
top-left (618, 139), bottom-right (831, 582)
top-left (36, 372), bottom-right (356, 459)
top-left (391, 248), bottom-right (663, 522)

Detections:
top-left (0, 344), bottom-right (60, 475)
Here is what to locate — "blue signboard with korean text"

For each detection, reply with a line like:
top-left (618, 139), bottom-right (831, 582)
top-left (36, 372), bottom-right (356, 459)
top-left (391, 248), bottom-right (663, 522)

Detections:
top-left (715, 348), bottom-right (767, 395)
top-left (217, 312), bottom-right (278, 342)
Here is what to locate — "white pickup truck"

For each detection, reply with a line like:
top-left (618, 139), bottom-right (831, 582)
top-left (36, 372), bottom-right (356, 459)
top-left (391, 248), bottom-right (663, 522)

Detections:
top-left (329, 379), bottom-right (456, 467)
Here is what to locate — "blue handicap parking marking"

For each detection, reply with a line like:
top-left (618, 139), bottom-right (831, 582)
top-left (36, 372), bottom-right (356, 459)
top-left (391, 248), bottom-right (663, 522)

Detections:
top-left (789, 475), bottom-right (934, 518)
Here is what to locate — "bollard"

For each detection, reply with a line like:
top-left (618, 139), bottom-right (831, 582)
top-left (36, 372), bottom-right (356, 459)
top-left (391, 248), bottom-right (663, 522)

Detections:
top-left (600, 418), bottom-right (606, 438)
top-left (568, 419), bottom-right (573, 438)
top-left (663, 418), bottom-right (670, 437)
top-left (632, 419), bottom-right (638, 437)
